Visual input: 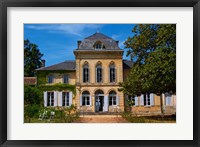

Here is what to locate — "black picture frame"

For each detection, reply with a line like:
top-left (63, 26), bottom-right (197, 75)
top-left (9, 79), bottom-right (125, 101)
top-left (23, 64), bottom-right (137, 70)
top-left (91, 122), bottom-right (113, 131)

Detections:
top-left (0, 0), bottom-right (199, 147)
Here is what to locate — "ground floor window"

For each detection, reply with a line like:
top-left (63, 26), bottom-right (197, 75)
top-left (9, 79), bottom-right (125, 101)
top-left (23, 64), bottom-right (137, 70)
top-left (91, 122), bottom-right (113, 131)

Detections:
top-left (144, 94), bottom-right (150, 106)
top-left (165, 93), bottom-right (172, 106)
top-left (82, 91), bottom-right (90, 106)
top-left (62, 92), bottom-right (70, 106)
top-left (47, 92), bottom-right (54, 106)
top-left (128, 96), bottom-right (135, 106)
top-left (109, 91), bottom-right (117, 106)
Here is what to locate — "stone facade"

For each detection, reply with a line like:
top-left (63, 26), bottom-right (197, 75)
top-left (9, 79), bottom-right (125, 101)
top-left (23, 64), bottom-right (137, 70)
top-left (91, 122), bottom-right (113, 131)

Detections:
top-left (36, 33), bottom-right (176, 115)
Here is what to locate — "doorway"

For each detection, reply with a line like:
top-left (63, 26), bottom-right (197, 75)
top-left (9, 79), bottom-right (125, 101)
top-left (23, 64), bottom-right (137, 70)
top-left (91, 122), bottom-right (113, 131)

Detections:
top-left (95, 90), bottom-right (104, 112)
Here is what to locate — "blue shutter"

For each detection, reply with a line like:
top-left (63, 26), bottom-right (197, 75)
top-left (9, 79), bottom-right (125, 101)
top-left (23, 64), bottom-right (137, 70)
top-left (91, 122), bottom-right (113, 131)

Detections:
top-left (89, 95), bottom-right (92, 106)
top-left (135, 96), bottom-right (138, 106)
top-left (80, 96), bottom-right (82, 106)
top-left (58, 92), bottom-right (62, 106)
top-left (116, 95), bottom-right (119, 106)
top-left (69, 92), bottom-right (73, 106)
top-left (44, 92), bottom-right (47, 107)
top-left (140, 95), bottom-right (144, 106)
top-left (103, 96), bottom-right (108, 112)
top-left (54, 91), bottom-right (57, 106)
top-left (150, 93), bottom-right (154, 106)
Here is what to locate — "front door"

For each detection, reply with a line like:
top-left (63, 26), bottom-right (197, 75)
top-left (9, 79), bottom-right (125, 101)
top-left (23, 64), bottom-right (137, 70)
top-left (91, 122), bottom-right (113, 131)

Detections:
top-left (95, 96), bottom-right (104, 112)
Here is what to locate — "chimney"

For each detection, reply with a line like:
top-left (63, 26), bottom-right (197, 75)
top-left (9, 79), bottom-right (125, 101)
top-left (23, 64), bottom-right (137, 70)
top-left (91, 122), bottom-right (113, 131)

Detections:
top-left (41, 60), bottom-right (45, 67)
top-left (116, 41), bottom-right (119, 45)
top-left (77, 41), bottom-right (81, 48)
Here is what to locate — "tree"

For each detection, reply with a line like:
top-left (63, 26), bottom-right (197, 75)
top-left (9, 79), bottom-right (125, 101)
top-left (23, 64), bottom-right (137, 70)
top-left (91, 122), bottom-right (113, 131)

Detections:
top-left (121, 24), bottom-right (176, 113)
top-left (24, 39), bottom-right (43, 77)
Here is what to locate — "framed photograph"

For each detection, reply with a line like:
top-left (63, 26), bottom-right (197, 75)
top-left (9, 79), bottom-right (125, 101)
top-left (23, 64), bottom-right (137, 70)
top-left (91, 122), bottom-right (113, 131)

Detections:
top-left (0, 0), bottom-right (199, 147)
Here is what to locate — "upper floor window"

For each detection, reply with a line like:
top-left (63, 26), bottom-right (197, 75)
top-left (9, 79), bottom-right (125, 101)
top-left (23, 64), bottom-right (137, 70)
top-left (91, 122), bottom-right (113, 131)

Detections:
top-left (96, 64), bottom-right (102, 83)
top-left (83, 64), bottom-right (89, 83)
top-left (109, 64), bottom-right (116, 82)
top-left (94, 41), bottom-right (105, 50)
top-left (63, 75), bottom-right (69, 84)
top-left (48, 75), bottom-right (54, 84)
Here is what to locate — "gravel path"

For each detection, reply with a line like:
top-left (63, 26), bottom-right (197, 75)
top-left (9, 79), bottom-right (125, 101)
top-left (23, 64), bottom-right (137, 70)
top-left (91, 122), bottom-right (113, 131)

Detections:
top-left (74, 115), bottom-right (128, 123)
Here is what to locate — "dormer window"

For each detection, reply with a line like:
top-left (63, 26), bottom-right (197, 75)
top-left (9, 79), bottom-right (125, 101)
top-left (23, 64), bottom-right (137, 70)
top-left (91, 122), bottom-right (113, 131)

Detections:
top-left (94, 41), bottom-right (104, 50)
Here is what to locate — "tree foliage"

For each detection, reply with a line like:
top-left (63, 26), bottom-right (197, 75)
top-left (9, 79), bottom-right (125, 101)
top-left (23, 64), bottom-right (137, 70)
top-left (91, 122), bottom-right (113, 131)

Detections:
top-left (24, 39), bottom-right (43, 77)
top-left (122, 24), bottom-right (176, 95)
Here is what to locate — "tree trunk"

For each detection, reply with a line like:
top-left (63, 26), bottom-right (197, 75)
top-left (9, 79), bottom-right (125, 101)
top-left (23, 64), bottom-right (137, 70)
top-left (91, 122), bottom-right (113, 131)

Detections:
top-left (160, 94), bottom-right (164, 114)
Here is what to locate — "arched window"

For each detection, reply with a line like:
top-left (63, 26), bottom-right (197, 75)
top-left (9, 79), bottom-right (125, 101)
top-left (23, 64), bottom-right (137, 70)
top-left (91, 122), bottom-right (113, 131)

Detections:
top-left (96, 63), bottom-right (102, 83)
top-left (94, 41), bottom-right (103, 49)
top-left (109, 63), bottom-right (116, 82)
top-left (83, 63), bottom-right (89, 83)
top-left (109, 91), bottom-right (117, 106)
top-left (82, 91), bottom-right (90, 106)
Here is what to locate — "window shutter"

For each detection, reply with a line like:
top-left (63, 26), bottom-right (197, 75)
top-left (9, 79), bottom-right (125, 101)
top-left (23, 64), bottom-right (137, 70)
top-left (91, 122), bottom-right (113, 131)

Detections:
top-left (89, 95), bottom-right (92, 106)
top-left (150, 93), bottom-right (154, 106)
top-left (140, 95), bottom-right (144, 106)
top-left (95, 68), bottom-right (97, 83)
top-left (69, 92), bottom-right (73, 106)
top-left (80, 96), bottom-right (82, 106)
top-left (102, 67), bottom-right (103, 83)
top-left (58, 92), bottom-right (62, 106)
top-left (108, 67), bottom-right (110, 83)
top-left (54, 91), bottom-right (57, 106)
top-left (103, 95), bottom-right (108, 112)
top-left (169, 94), bottom-right (172, 106)
top-left (116, 95), bottom-right (119, 106)
top-left (88, 68), bottom-right (90, 82)
top-left (135, 96), bottom-right (138, 106)
top-left (44, 92), bottom-right (47, 107)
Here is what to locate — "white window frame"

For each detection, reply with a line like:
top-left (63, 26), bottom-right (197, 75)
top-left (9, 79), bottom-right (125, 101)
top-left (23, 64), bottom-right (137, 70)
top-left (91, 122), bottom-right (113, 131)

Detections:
top-left (62, 92), bottom-right (70, 106)
top-left (109, 91), bottom-right (117, 106)
top-left (82, 91), bottom-right (91, 106)
top-left (144, 93), bottom-right (151, 106)
top-left (109, 65), bottom-right (116, 83)
top-left (47, 92), bottom-right (54, 106)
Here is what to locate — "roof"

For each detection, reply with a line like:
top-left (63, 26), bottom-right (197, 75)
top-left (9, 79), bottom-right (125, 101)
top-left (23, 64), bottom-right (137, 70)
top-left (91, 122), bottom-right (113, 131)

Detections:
top-left (36, 60), bottom-right (133, 71)
top-left (24, 77), bottom-right (36, 85)
top-left (36, 60), bottom-right (76, 71)
top-left (77, 32), bottom-right (121, 50)
top-left (123, 60), bottom-right (134, 69)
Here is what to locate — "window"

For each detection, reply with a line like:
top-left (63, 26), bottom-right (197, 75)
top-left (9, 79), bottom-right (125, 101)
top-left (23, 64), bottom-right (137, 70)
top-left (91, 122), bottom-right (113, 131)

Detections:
top-left (63, 75), bottom-right (69, 84)
top-left (83, 64), bottom-right (89, 83)
top-left (144, 93), bottom-right (150, 106)
top-left (165, 93), bottom-right (172, 106)
top-left (47, 92), bottom-right (54, 106)
top-left (109, 64), bottom-right (116, 82)
top-left (96, 64), bottom-right (102, 83)
top-left (48, 75), bottom-right (53, 83)
top-left (94, 41), bottom-right (102, 49)
top-left (82, 91), bottom-right (90, 106)
top-left (62, 92), bottom-right (69, 106)
top-left (128, 96), bottom-right (135, 106)
top-left (109, 91), bottom-right (117, 106)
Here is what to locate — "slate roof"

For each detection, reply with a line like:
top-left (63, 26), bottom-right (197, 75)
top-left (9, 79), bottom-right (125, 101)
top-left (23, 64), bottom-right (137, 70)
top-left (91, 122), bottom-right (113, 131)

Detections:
top-left (36, 60), bottom-right (133, 71)
top-left (77, 32), bottom-right (121, 50)
top-left (123, 60), bottom-right (134, 69)
top-left (36, 60), bottom-right (76, 71)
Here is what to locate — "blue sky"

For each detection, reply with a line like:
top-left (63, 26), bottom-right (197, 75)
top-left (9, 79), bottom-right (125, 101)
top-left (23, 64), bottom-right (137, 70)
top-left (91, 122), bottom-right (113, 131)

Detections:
top-left (24, 24), bottom-right (135, 66)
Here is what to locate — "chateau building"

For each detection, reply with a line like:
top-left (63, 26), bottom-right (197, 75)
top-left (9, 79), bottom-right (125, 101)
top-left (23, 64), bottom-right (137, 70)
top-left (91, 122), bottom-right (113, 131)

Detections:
top-left (36, 33), bottom-right (176, 115)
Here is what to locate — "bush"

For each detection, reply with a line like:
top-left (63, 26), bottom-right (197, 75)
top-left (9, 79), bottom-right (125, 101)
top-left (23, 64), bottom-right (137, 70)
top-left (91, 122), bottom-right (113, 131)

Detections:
top-left (24, 104), bottom-right (41, 123)
top-left (24, 85), bottom-right (42, 106)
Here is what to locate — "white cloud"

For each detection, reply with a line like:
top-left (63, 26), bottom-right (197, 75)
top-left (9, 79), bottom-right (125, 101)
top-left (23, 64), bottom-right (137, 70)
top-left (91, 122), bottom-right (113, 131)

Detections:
top-left (111, 34), bottom-right (121, 40)
top-left (25, 24), bottom-right (102, 36)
